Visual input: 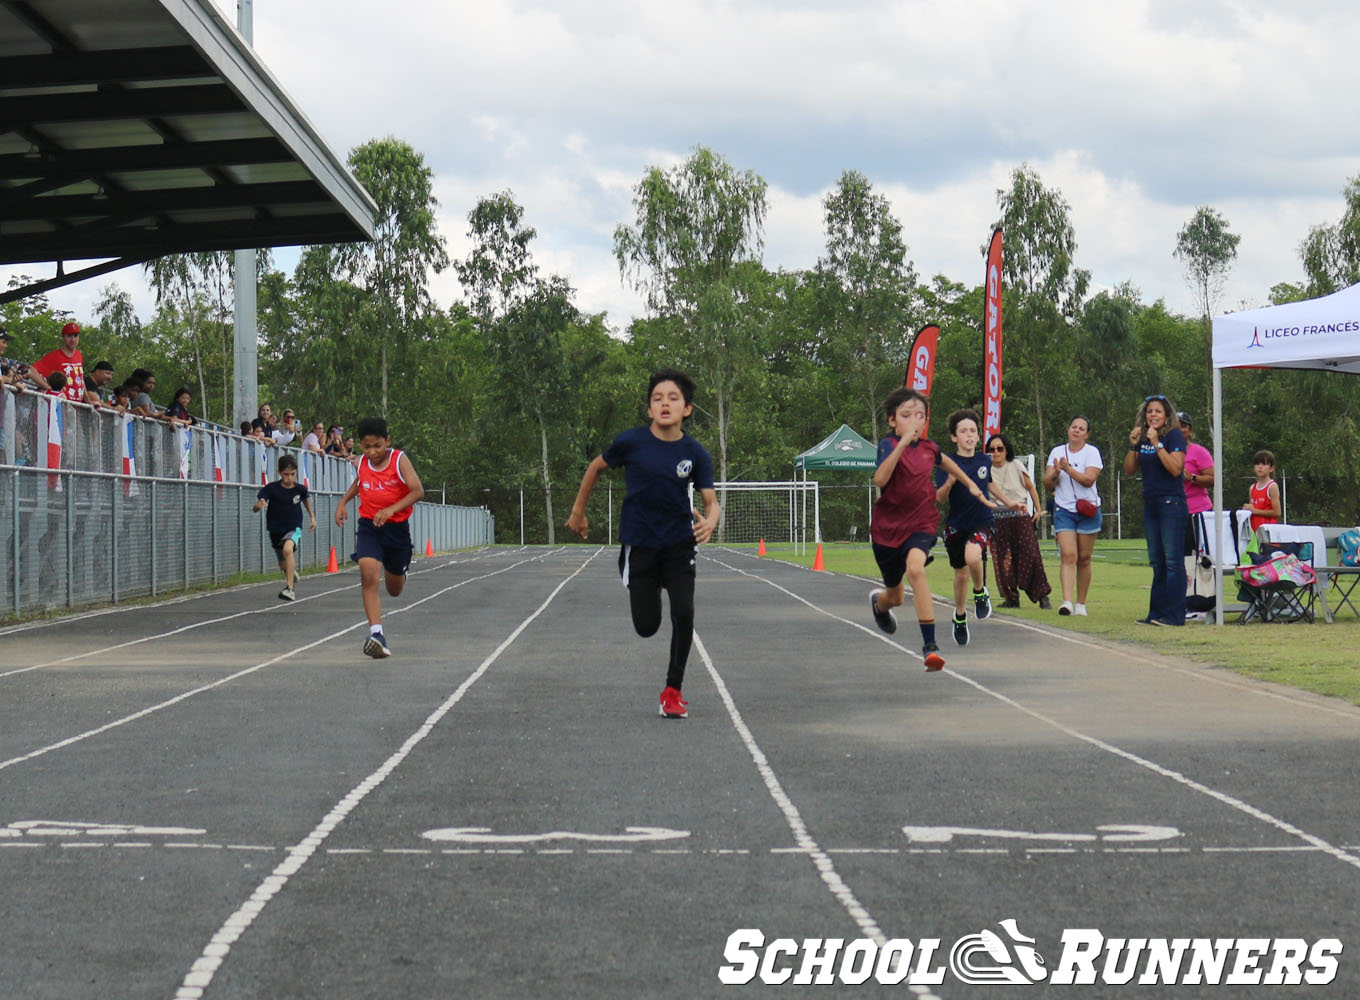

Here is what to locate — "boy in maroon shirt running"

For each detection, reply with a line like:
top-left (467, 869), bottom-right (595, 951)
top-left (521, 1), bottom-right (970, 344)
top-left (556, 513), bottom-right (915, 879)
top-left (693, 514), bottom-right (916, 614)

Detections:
top-left (869, 388), bottom-right (997, 671)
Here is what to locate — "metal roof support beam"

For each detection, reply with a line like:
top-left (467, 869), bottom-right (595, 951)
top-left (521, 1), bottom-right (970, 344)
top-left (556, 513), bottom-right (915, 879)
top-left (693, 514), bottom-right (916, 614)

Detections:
top-left (0, 255), bottom-right (147, 305)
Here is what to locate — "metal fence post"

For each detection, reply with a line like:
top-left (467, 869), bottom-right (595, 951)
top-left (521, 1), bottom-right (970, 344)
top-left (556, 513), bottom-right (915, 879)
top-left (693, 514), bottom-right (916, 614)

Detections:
top-left (65, 472), bottom-right (74, 608)
top-left (11, 470), bottom-right (19, 616)
top-left (211, 483), bottom-right (219, 584)
top-left (150, 479), bottom-right (158, 597)
top-left (182, 481), bottom-right (190, 588)
top-left (111, 475), bottom-right (120, 604)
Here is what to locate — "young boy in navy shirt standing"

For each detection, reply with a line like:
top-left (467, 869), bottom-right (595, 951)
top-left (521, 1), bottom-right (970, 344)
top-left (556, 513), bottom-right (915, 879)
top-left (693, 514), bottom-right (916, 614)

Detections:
top-left (566, 368), bottom-right (721, 719)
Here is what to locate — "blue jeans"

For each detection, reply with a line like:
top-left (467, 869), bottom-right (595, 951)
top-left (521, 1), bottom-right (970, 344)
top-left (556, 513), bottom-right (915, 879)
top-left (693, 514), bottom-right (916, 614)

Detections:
top-left (1143, 495), bottom-right (1188, 625)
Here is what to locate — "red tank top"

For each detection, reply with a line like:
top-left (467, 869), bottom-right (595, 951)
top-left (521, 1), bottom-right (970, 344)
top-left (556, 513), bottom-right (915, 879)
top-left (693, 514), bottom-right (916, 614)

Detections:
top-left (358, 448), bottom-right (413, 522)
top-left (1248, 479), bottom-right (1277, 533)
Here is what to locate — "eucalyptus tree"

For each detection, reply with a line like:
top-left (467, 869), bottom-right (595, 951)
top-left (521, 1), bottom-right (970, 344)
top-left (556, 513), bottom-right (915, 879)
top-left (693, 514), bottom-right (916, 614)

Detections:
top-left (334, 137), bottom-right (450, 417)
top-left (990, 163), bottom-right (1090, 455)
top-left (613, 147), bottom-right (768, 482)
top-left (456, 191), bottom-right (575, 542)
top-left (1300, 173), bottom-right (1360, 296)
top-left (1173, 205), bottom-right (1240, 428)
top-left (817, 170), bottom-right (917, 441)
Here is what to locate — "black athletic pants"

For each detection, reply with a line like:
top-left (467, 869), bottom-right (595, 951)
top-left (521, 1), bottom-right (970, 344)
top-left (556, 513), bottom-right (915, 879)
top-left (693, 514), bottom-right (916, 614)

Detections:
top-left (619, 541), bottom-right (697, 690)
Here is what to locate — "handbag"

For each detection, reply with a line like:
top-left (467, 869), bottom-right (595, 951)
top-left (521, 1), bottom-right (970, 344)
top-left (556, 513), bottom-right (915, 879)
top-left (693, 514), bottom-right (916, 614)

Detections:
top-left (1066, 446), bottom-right (1098, 518)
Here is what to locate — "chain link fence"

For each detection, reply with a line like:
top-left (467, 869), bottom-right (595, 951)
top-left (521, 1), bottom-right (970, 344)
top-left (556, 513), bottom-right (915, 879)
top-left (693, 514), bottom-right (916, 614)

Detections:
top-left (1, 389), bottom-right (493, 619)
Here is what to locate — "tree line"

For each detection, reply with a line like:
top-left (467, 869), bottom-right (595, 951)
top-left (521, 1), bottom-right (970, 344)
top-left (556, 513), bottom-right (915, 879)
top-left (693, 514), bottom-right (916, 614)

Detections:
top-left (6, 137), bottom-right (1360, 535)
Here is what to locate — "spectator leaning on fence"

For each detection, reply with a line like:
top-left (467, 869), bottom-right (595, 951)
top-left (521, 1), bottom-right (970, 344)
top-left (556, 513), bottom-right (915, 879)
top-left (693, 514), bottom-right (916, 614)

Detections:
top-left (32, 321), bottom-right (85, 401)
top-left (0, 326), bottom-right (35, 387)
top-left (273, 409), bottom-right (301, 446)
top-left (301, 421), bottom-right (325, 453)
top-left (83, 360), bottom-right (116, 404)
top-left (165, 387), bottom-right (196, 426)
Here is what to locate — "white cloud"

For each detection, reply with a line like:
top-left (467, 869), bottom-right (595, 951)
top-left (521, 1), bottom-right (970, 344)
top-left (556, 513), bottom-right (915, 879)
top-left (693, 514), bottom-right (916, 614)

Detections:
top-left (15, 0), bottom-right (1360, 337)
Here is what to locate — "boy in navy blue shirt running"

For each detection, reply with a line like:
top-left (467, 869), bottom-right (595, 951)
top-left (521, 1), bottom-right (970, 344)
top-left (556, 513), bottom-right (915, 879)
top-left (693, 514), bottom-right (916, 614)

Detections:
top-left (934, 408), bottom-right (1012, 646)
top-left (253, 454), bottom-right (316, 601)
top-left (566, 368), bottom-right (721, 720)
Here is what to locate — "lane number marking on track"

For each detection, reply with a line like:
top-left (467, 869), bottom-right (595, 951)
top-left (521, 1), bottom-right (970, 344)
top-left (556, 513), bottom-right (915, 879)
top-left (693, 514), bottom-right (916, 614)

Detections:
top-left (901, 824), bottom-right (1182, 844)
top-left (421, 826), bottom-right (690, 844)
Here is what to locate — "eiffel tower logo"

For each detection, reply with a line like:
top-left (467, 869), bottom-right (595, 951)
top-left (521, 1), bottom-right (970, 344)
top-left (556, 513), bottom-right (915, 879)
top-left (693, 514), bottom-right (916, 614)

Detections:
top-left (1246, 327), bottom-right (1264, 349)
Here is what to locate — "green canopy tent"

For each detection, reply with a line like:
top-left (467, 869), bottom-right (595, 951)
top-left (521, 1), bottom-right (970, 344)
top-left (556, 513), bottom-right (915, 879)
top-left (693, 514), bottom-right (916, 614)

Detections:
top-left (794, 424), bottom-right (879, 543)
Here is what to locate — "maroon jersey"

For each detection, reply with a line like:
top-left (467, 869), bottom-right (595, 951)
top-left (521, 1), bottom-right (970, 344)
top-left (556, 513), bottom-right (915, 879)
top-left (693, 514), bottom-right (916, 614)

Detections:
top-left (870, 436), bottom-right (941, 547)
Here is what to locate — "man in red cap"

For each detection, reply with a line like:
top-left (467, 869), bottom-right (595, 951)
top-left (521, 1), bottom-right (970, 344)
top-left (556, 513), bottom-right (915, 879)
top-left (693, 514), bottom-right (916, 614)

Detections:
top-left (32, 321), bottom-right (86, 402)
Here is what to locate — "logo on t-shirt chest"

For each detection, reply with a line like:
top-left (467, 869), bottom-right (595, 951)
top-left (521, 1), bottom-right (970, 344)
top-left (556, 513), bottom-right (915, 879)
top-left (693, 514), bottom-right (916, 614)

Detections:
top-left (676, 459), bottom-right (693, 478)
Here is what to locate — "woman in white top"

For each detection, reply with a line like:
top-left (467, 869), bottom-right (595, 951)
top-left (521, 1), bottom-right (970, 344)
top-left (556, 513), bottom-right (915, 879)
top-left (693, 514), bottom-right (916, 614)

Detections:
top-left (1042, 415), bottom-right (1103, 616)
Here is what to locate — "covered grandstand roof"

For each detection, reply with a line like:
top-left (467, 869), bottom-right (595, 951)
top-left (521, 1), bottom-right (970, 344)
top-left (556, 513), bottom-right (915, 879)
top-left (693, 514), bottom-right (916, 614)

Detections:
top-left (0, 0), bottom-right (376, 298)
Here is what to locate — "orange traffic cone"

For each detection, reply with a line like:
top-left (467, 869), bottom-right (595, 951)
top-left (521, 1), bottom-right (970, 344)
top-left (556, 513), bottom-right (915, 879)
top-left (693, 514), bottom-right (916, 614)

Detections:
top-left (758, 538), bottom-right (766, 556)
top-left (812, 544), bottom-right (825, 572)
top-left (326, 546), bottom-right (339, 573)
top-left (425, 539), bottom-right (434, 557)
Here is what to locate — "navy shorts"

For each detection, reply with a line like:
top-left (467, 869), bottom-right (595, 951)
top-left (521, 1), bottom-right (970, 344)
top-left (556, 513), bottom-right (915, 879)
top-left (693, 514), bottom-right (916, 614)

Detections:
top-left (872, 532), bottom-right (936, 589)
top-left (944, 527), bottom-right (991, 569)
top-left (355, 518), bottom-right (413, 576)
top-left (269, 527), bottom-right (302, 558)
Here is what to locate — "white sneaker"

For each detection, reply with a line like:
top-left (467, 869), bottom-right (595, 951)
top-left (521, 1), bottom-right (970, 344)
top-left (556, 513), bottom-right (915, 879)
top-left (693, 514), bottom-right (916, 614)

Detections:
top-left (1074, 603), bottom-right (1088, 616)
top-left (1058, 600), bottom-right (1074, 615)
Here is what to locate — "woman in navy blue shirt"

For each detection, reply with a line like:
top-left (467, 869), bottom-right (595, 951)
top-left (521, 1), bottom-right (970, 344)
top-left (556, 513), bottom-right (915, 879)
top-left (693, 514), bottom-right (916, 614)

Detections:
top-left (1122, 394), bottom-right (1187, 626)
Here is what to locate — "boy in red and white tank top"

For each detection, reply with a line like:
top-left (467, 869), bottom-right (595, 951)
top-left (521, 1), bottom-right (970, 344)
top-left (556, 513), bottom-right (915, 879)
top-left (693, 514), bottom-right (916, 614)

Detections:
top-left (335, 417), bottom-right (425, 658)
top-left (1241, 449), bottom-right (1281, 537)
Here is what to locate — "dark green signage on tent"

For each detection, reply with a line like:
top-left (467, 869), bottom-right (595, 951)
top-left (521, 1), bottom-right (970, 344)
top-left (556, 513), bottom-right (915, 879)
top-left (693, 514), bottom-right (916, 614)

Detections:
top-left (794, 424), bottom-right (877, 470)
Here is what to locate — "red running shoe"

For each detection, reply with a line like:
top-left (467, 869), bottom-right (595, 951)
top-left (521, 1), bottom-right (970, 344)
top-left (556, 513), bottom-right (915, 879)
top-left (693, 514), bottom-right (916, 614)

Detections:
top-left (659, 686), bottom-right (688, 719)
top-left (922, 642), bottom-right (946, 672)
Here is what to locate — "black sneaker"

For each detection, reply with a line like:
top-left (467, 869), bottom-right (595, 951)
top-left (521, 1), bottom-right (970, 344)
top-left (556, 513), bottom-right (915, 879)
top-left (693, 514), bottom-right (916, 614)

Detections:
top-left (973, 588), bottom-right (992, 620)
top-left (952, 614), bottom-right (969, 646)
top-left (869, 589), bottom-right (897, 635)
top-left (999, 598), bottom-right (1021, 609)
top-left (922, 643), bottom-right (945, 671)
top-left (1038, 596), bottom-right (1052, 610)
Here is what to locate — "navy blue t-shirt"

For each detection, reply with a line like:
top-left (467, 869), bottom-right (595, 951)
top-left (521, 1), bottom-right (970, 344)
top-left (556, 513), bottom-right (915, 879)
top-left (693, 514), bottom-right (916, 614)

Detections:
top-left (602, 426), bottom-right (715, 548)
top-left (1137, 426), bottom-right (1187, 499)
top-left (935, 451), bottom-right (995, 534)
top-left (257, 481), bottom-right (309, 534)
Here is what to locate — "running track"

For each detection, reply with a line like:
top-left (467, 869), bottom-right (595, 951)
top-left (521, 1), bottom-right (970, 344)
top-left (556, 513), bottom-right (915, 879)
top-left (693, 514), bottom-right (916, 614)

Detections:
top-left (1, 545), bottom-right (1357, 998)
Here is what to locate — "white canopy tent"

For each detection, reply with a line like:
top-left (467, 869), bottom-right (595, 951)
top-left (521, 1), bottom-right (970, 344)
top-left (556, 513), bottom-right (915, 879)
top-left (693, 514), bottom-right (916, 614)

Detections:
top-left (1210, 282), bottom-right (1360, 622)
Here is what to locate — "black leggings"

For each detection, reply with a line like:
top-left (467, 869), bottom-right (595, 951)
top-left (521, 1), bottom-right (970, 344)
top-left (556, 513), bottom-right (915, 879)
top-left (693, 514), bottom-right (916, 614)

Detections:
top-left (621, 543), bottom-right (697, 690)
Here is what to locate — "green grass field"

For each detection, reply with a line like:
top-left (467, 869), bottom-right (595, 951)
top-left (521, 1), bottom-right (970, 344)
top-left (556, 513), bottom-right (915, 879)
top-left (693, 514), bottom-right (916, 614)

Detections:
top-left (751, 539), bottom-right (1360, 705)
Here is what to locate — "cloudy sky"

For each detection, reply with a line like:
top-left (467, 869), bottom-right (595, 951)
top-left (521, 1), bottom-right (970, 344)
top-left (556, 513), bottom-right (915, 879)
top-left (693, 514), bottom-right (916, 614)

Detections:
top-left (12, 0), bottom-right (1360, 331)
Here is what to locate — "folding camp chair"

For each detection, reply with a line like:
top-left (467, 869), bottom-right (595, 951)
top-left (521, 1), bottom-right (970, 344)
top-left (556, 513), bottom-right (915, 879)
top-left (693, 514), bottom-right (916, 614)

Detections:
top-left (1235, 541), bottom-right (1317, 624)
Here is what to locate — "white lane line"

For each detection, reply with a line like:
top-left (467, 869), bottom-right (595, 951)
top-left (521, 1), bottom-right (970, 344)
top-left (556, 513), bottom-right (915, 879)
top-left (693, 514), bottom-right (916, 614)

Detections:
top-left (171, 549), bottom-right (598, 1000)
top-left (711, 547), bottom-right (1360, 723)
top-left (13, 839), bottom-right (1349, 858)
top-left (0, 553), bottom-right (556, 775)
top-left (0, 546), bottom-right (544, 681)
top-left (709, 556), bottom-right (1360, 876)
top-left (0, 546), bottom-right (510, 640)
top-left (694, 633), bottom-right (944, 1000)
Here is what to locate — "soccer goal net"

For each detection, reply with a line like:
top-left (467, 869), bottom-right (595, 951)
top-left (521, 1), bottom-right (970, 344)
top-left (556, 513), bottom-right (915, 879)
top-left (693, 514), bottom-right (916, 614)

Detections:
top-left (706, 480), bottom-right (819, 553)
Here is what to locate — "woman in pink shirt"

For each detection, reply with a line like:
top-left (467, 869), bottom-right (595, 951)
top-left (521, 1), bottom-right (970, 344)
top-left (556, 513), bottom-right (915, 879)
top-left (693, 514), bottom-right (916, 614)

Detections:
top-left (1178, 411), bottom-right (1215, 557)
